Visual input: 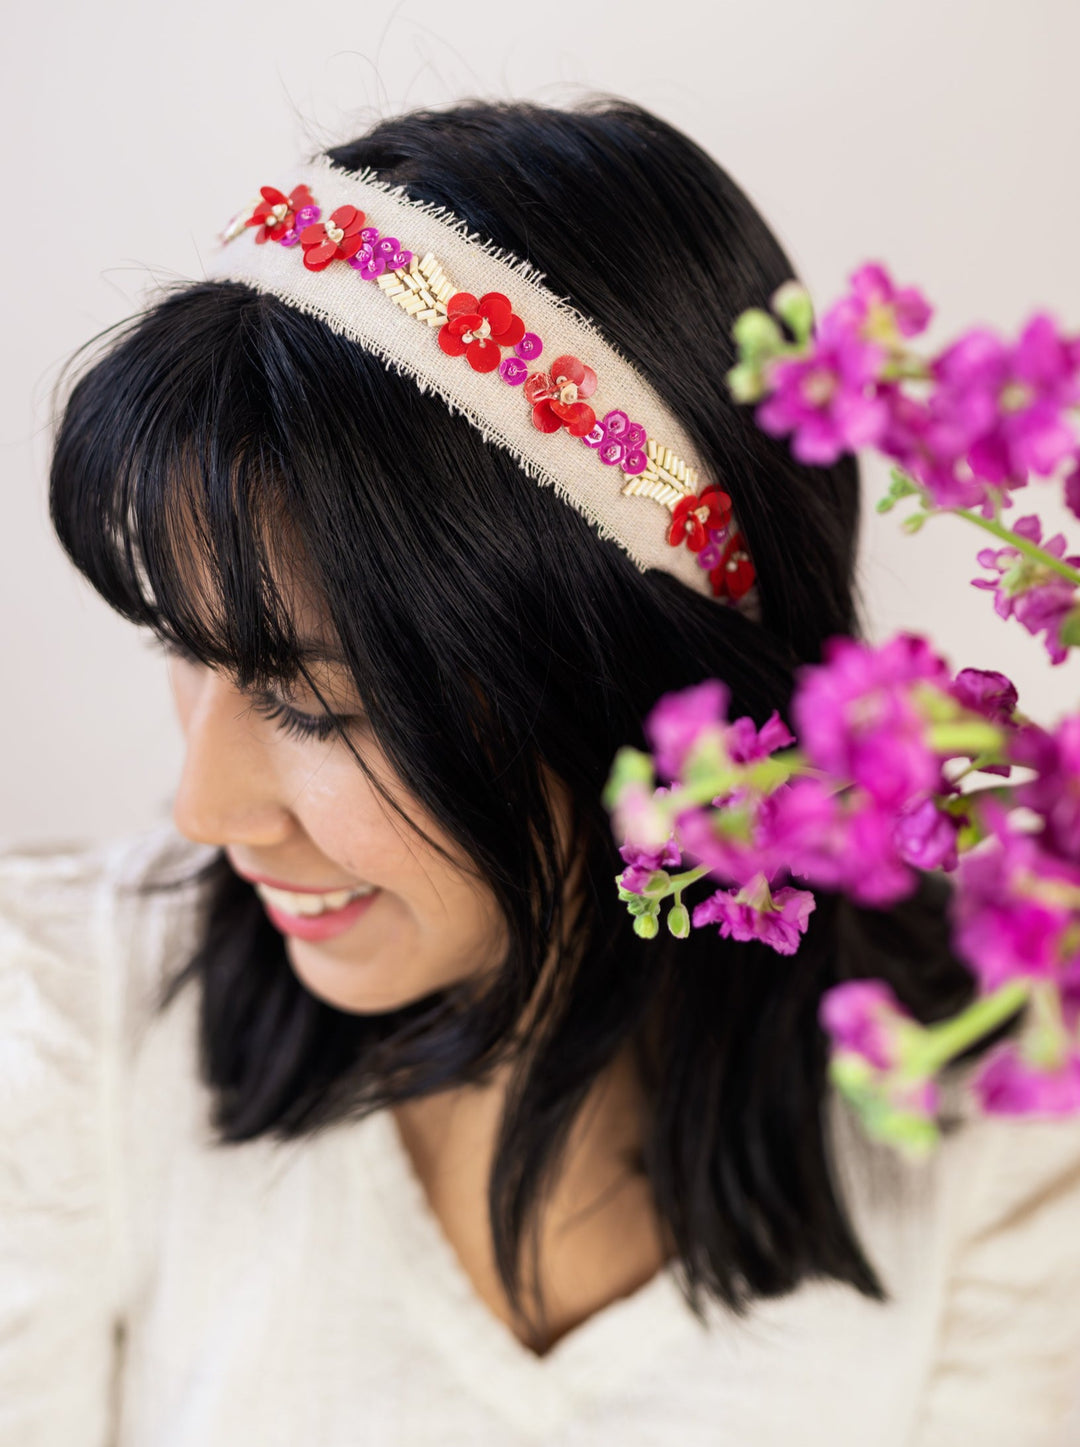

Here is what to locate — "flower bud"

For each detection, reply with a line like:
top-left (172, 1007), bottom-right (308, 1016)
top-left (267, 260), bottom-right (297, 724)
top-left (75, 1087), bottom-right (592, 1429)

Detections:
top-left (770, 281), bottom-right (815, 345)
top-left (633, 912), bottom-right (659, 940)
top-left (667, 903), bottom-right (691, 939)
top-left (731, 307), bottom-right (786, 363)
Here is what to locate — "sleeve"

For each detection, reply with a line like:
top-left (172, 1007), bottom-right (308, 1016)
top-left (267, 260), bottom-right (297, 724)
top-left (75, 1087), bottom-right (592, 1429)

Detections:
top-left (910, 1094), bottom-right (1080, 1446)
top-left (0, 842), bottom-right (129, 1447)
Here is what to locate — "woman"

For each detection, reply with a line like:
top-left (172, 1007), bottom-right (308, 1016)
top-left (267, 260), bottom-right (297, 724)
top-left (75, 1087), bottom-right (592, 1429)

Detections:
top-left (4, 96), bottom-right (1080, 1444)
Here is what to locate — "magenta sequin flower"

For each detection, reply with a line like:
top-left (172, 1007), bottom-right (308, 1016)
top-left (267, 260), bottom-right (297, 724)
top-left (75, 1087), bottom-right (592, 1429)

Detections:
top-left (582, 410), bottom-right (648, 474)
top-left (348, 227), bottom-right (412, 279)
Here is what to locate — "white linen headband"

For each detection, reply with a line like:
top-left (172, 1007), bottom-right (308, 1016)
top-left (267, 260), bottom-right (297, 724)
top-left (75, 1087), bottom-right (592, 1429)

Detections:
top-left (198, 153), bottom-right (759, 615)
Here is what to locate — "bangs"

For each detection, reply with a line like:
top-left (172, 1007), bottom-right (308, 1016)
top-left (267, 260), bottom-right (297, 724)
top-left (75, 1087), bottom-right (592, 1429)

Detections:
top-left (48, 280), bottom-right (334, 694)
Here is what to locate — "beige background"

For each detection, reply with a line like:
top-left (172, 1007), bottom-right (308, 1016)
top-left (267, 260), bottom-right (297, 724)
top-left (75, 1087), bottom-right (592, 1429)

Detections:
top-left (4, 0), bottom-right (1080, 849)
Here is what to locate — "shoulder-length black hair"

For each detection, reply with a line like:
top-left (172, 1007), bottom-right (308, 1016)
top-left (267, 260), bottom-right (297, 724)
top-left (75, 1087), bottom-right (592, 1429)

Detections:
top-left (48, 95), bottom-right (1004, 1346)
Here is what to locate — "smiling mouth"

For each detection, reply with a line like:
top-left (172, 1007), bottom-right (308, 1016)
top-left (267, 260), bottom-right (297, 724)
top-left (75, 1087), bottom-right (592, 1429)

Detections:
top-left (253, 881), bottom-right (377, 917)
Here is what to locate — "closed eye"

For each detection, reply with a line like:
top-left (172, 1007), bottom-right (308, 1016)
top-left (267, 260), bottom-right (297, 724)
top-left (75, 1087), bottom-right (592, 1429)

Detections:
top-left (154, 635), bottom-right (355, 744)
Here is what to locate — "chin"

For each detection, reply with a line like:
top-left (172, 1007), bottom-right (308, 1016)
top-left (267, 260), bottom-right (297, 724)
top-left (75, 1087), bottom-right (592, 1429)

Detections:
top-left (284, 936), bottom-right (439, 1015)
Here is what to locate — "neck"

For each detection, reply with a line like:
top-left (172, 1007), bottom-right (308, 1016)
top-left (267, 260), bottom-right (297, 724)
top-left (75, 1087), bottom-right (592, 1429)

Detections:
top-left (390, 1038), bottom-right (668, 1354)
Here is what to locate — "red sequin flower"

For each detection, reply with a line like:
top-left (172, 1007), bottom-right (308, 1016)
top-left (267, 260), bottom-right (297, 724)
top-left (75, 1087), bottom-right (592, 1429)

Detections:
top-left (708, 529), bottom-right (756, 601)
top-left (668, 486), bottom-right (733, 552)
top-left (299, 205), bottom-right (367, 271)
top-left (524, 355), bottom-right (599, 437)
top-left (246, 185), bottom-right (316, 244)
top-left (438, 292), bottom-right (526, 373)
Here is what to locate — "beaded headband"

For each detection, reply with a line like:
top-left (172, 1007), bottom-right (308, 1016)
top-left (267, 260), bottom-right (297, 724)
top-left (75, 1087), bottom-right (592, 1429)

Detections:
top-left (200, 153), bottom-right (759, 616)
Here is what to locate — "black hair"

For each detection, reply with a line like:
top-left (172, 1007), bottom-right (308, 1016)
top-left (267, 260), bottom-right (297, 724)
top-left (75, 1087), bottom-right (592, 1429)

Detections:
top-left (47, 95), bottom-right (1011, 1348)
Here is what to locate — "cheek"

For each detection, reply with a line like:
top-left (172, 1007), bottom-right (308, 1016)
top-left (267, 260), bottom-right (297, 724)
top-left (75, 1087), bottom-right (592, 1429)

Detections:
top-left (292, 748), bottom-right (507, 956)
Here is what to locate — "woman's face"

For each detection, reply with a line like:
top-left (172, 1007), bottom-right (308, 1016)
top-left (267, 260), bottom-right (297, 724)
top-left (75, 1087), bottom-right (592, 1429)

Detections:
top-left (164, 614), bottom-right (510, 1015)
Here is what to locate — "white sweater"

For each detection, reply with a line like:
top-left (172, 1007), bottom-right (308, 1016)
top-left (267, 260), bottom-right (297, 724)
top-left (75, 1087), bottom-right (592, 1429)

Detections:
top-left (2, 821), bottom-right (1080, 1447)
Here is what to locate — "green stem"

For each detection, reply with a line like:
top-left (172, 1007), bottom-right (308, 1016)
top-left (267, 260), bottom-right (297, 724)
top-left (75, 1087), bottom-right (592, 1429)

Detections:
top-left (667, 865), bottom-right (709, 894)
top-left (909, 980), bottom-right (1030, 1076)
top-left (952, 508), bottom-right (1080, 588)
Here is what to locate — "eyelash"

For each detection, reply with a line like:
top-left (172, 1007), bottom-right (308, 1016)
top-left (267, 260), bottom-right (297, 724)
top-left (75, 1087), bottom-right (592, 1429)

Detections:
top-left (157, 637), bottom-right (346, 744)
top-left (247, 692), bottom-right (340, 743)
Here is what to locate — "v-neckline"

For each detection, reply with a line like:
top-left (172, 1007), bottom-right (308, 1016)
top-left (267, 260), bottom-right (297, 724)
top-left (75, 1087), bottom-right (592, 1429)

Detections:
top-left (353, 1105), bottom-right (713, 1438)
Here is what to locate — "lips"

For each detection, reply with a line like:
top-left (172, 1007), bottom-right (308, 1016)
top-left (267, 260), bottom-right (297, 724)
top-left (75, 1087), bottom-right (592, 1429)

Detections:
top-left (259, 887), bottom-right (380, 942)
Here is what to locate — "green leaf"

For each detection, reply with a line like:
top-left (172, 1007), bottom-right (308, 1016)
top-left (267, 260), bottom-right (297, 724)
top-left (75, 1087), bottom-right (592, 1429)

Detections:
top-left (901, 511), bottom-right (928, 534)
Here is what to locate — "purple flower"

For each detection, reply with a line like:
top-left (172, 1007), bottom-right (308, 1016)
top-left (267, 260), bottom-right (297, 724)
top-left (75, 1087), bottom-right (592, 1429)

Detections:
top-left (761, 778), bottom-right (916, 906)
top-left (876, 384), bottom-right (994, 512)
top-left (971, 513), bottom-right (1080, 666)
top-left (674, 797), bottom-right (778, 892)
top-left (691, 872), bottom-right (815, 956)
top-left (948, 667), bottom-right (1018, 724)
top-left (1011, 716), bottom-right (1080, 862)
top-left (610, 780), bottom-right (674, 865)
top-left (819, 979), bottom-right (911, 1070)
top-left (792, 633), bottom-right (951, 810)
top-left (1066, 462), bottom-right (1080, 522)
top-left (725, 709), bottom-right (796, 763)
top-left (952, 802), bottom-right (1080, 990)
top-left (644, 680), bottom-right (731, 781)
top-left (931, 314), bottom-right (1080, 490)
top-left (846, 262), bottom-right (933, 343)
top-left (893, 796), bottom-right (959, 872)
top-left (755, 301), bottom-right (890, 465)
top-left (973, 1039), bottom-right (1080, 1116)
top-left (618, 834), bottom-right (682, 896)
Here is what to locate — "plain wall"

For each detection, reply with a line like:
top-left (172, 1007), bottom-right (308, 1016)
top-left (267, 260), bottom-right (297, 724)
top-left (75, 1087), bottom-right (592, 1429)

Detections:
top-left (4, 0), bottom-right (1080, 849)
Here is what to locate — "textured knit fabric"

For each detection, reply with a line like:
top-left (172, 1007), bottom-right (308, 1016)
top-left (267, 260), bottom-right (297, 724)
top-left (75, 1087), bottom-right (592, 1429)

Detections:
top-left (2, 820), bottom-right (1080, 1447)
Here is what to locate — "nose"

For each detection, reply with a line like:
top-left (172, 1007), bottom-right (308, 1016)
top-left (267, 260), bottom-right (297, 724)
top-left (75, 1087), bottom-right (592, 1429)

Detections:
top-left (170, 667), bottom-right (295, 849)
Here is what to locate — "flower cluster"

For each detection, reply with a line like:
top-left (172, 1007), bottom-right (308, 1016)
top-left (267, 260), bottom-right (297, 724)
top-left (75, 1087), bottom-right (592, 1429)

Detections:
top-left (607, 261), bottom-right (1080, 1154)
top-left (606, 636), bottom-right (1080, 1152)
top-left (727, 263), bottom-right (1080, 665)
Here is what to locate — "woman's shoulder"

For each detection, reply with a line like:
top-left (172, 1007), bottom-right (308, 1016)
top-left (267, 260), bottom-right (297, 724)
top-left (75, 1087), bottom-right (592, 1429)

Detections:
top-left (0, 818), bottom-right (218, 1078)
top-left (827, 1063), bottom-right (1080, 1440)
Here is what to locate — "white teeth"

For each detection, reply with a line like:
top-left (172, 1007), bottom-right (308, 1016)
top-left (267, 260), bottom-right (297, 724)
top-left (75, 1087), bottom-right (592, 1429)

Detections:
top-left (254, 882), bottom-right (376, 917)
